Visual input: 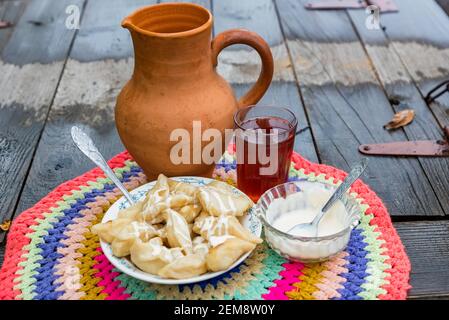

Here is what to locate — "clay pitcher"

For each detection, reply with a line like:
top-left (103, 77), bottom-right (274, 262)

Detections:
top-left (116, 2), bottom-right (274, 179)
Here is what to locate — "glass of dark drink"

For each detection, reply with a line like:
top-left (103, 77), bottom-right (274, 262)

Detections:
top-left (234, 106), bottom-right (297, 202)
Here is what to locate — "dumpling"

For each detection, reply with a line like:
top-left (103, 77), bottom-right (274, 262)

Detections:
top-left (194, 211), bottom-right (210, 224)
top-left (147, 210), bottom-right (167, 225)
top-left (158, 253), bottom-right (207, 279)
top-left (192, 215), bottom-right (230, 240)
top-left (130, 240), bottom-right (171, 274)
top-left (192, 215), bottom-right (261, 245)
top-left (225, 216), bottom-right (262, 244)
top-left (198, 186), bottom-right (253, 217)
top-left (115, 221), bottom-right (160, 242)
top-left (111, 238), bottom-right (134, 257)
top-left (207, 180), bottom-right (236, 194)
top-left (92, 221), bottom-right (115, 243)
top-left (169, 247), bottom-right (185, 261)
top-left (130, 237), bottom-right (182, 274)
top-left (188, 223), bottom-right (195, 239)
top-left (140, 175), bottom-right (195, 223)
top-left (155, 225), bottom-right (168, 244)
top-left (178, 204), bottom-right (202, 223)
top-left (153, 223), bottom-right (165, 230)
top-left (117, 200), bottom-right (145, 221)
top-left (192, 216), bottom-right (236, 247)
top-left (206, 238), bottom-right (256, 272)
top-left (141, 174), bottom-right (170, 220)
top-left (191, 211), bottom-right (210, 236)
top-left (192, 215), bottom-right (216, 238)
top-left (145, 194), bottom-right (194, 224)
top-left (166, 209), bottom-right (193, 254)
top-left (166, 194), bottom-right (195, 210)
top-left (168, 179), bottom-right (198, 197)
top-left (192, 236), bottom-right (210, 257)
top-left (95, 219), bottom-right (161, 257)
top-left (92, 218), bottom-right (133, 243)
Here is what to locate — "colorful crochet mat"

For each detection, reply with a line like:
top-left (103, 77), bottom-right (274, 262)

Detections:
top-left (0, 147), bottom-right (411, 300)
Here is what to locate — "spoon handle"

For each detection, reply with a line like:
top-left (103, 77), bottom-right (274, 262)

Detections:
top-left (313, 158), bottom-right (368, 225)
top-left (71, 126), bottom-right (135, 205)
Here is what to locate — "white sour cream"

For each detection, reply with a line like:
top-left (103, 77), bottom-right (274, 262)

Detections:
top-left (263, 182), bottom-right (356, 262)
top-left (267, 184), bottom-right (347, 237)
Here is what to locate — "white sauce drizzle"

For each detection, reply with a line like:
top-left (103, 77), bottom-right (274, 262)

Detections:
top-left (197, 215), bottom-right (232, 247)
top-left (209, 235), bottom-right (235, 248)
top-left (130, 221), bottom-right (151, 239)
top-left (201, 187), bottom-right (239, 215)
top-left (168, 210), bottom-right (193, 252)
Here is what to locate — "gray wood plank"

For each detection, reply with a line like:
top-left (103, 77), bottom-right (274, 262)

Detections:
top-left (1, 0), bottom-right (84, 65)
top-left (213, 0), bottom-right (319, 162)
top-left (379, 0), bottom-right (449, 129)
top-left (0, 0), bottom-right (86, 243)
top-left (0, 0), bottom-right (28, 52)
top-left (274, 0), bottom-right (444, 217)
top-left (70, 0), bottom-right (150, 61)
top-left (13, 0), bottom-right (156, 217)
top-left (436, 0), bottom-right (449, 15)
top-left (395, 221), bottom-right (449, 299)
top-left (347, 9), bottom-right (449, 215)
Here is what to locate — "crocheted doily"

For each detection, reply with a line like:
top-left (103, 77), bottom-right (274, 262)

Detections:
top-left (0, 148), bottom-right (411, 300)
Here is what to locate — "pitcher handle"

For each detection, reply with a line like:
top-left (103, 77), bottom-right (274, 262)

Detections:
top-left (211, 29), bottom-right (274, 108)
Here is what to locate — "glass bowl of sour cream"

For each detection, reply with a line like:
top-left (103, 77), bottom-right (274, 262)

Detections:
top-left (255, 180), bottom-right (361, 263)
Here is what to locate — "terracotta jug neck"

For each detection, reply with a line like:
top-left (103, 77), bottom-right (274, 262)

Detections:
top-left (122, 3), bottom-right (214, 81)
top-left (128, 29), bottom-right (213, 80)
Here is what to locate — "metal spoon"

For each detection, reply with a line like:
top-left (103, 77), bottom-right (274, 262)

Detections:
top-left (71, 126), bottom-right (136, 205)
top-left (287, 158), bottom-right (368, 236)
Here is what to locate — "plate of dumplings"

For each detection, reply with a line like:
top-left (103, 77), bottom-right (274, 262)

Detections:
top-left (92, 174), bottom-right (262, 285)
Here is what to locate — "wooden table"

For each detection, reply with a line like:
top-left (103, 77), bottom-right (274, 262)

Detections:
top-left (1, 0), bottom-right (449, 299)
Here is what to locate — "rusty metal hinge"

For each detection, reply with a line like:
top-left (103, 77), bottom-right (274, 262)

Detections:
top-left (305, 0), bottom-right (398, 13)
top-left (359, 127), bottom-right (449, 157)
top-left (425, 80), bottom-right (449, 104)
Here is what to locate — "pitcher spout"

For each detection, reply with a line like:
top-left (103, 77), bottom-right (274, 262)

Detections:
top-left (121, 17), bottom-right (133, 31)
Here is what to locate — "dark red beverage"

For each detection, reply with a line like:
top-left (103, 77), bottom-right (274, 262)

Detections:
top-left (235, 109), bottom-right (297, 202)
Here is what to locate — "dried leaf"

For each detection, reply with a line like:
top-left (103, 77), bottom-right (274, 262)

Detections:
top-left (383, 109), bottom-right (415, 130)
top-left (0, 20), bottom-right (13, 29)
top-left (0, 220), bottom-right (11, 232)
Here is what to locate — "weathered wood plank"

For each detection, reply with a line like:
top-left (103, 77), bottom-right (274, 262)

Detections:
top-left (379, 0), bottom-right (449, 129)
top-left (395, 221), bottom-right (449, 299)
top-left (436, 0), bottom-right (449, 17)
top-left (0, 0), bottom-right (86, 243)
top-left (213, 0), bottom-right (319, 163)
top-left (347, 9), bottom-right (449, 215)
top-left (0, 0), bottom-right (28, 52)
top-left (13, 0), bottom-right (156, 217)
top-left (274, 0), bottom-right (444, 217)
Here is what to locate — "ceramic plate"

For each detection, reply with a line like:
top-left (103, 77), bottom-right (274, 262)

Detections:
top-left (100, 176), bottom-right (262, 285)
